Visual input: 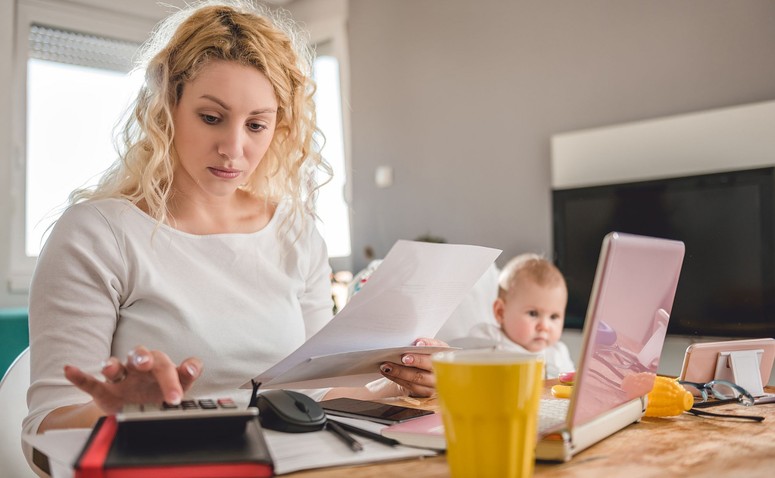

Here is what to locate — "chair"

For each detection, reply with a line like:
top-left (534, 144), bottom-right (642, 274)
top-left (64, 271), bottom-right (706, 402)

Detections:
top-left (0, 347), bottom-right (38, 477)
top-left (0, 307), bottom-right (29, 377)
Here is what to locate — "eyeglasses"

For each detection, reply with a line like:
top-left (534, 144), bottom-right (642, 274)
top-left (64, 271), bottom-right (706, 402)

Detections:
top-left (678, 379), bottom-right (756, 407)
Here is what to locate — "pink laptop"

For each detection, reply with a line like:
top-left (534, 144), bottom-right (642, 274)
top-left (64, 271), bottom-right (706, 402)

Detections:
top-left (536, 232), bottom-right (685, 461)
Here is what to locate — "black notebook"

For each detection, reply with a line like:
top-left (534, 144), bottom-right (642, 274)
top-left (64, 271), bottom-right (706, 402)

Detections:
top-left (73, 415), bottom-right (274, 478)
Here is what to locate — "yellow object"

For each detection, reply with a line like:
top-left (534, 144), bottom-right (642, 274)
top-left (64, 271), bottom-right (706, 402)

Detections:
top-left (551, 384), bottom-right (573, 399)
top-left (645, 376), bottom-right (694, 417)
top-left (433, 350), bottom-right (544, 478)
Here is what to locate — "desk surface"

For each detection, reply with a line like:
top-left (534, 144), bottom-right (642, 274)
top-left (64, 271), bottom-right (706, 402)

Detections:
top-left (289, 386), bottom-right (775, 478)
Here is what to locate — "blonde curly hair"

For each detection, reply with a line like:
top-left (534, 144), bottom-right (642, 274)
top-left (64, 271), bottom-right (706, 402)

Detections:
top-left (70, 0), bottom-right (330, 235)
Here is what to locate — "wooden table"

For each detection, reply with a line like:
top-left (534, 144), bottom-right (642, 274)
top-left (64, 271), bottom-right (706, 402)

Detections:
top-left (288, 386), bottom-right (775, 478)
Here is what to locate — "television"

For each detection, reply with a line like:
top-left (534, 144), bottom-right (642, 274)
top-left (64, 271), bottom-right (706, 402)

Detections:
top-left (552, 167), bottom-right (775, 338)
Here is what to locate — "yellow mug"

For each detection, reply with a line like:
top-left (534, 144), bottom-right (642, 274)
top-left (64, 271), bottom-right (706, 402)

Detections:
top-left (433, 349), bottom-right (544, 478)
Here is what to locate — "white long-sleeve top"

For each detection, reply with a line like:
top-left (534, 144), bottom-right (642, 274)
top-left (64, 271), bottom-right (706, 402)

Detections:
top-left (450, 323), bottom-right (575, 379)
top-left (24, 198), bottom-right (333, 438)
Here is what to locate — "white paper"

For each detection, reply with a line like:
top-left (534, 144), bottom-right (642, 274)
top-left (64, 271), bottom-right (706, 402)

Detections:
top-left (246, 240), bottom-right (501, 389)
top-left (24, 429), bottom-right (89, 478)
top-left (264, 416), bottom-right (436, 475)
top-left (259, 345), bottom-right (453, 389)
top-left (23, 416), bottom-right (436, 477)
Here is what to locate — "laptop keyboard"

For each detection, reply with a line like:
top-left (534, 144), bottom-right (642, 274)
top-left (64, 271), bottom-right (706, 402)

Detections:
top-left (538, 398), bottom-right (569, 434)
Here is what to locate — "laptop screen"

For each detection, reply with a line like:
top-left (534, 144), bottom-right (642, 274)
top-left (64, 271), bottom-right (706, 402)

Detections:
top-left (569, 232), bottom-right (685, 427)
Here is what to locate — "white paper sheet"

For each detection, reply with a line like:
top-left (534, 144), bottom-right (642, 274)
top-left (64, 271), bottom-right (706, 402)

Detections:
top-left (258, 345), bottom-right (453, 389)
top-left (263, 416), bottom-right (436, 475)
top-left (25, 429), bottom-right (90, 478)
top-left (23, 416), bottom-right (436, 477)
top-left (245, 240), bottom-right (501, 389)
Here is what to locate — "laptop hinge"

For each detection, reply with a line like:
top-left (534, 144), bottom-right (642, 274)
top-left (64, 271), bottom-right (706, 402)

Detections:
top-left (536, 397), bottom-right (645, 462)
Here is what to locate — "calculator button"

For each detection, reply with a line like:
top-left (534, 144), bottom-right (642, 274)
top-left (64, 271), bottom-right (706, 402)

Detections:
top-left (122, 404), bottom-right (143, 413)
top-left (116, 396), bottom-right (257, 425)
top-left (143, 403), bottom-right (163, 412)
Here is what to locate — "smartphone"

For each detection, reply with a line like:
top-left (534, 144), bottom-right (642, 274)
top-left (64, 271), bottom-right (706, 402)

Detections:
top-left (678, 338), bottom-right (775, 404)
top-left (319, 398), bottom-right (434, 425)
top-left (679, 338), bottom-right (775, 384)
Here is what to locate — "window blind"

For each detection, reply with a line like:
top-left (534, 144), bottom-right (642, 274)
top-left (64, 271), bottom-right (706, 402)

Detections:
top-left (28, 24), bottom-right (140, 73)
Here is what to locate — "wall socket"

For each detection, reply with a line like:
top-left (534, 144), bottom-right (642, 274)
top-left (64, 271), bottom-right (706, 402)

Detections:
top-left (375, 165), bottom-right (393, 188)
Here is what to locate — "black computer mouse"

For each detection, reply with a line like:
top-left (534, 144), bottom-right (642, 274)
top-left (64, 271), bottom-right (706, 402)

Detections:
top-left (256, 389), bottom-right (327, 433)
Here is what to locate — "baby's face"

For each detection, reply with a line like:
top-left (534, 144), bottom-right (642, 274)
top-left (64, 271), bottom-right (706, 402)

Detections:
top-left (494, 278), bottom-right (567, 353)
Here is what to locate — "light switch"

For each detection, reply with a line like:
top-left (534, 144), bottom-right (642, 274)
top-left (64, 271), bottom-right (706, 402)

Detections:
top-left (375, 165), bottom-right (393, 188)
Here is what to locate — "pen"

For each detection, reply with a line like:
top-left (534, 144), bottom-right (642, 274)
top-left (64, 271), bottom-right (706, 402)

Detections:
top-left (327, 419), bottom-right (401, 447)
top-left (326, 420), bottom-right (364, 452)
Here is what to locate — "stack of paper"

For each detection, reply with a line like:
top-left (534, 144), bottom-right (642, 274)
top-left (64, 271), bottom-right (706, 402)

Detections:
top-left (244, 240), bottom-right (501, 389)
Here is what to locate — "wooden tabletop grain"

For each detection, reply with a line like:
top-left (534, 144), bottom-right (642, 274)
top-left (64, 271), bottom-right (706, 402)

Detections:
top-left (287, 385), bottom-right (775, 478)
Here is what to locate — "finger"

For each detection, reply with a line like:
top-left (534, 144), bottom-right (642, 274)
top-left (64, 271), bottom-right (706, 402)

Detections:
top-left (65, 364), bottom-right (99, 390)
top-left (64, 365), bottom-right (122, 413)
top-left (380, 362), bottom-right (436, 390)
top-left (413, 337), bottom-right (448, 347)
top-left (147, 350), bottom-right (184, 405)
top-left (403, 384), bottom-right (436, 398)
top-left (402, 336), bottom-right (450, 371)
top-left (127, 346), bottom-right (153, 372)
top-left (101, 357), bottom-right (127, 384)
top-left (178, 357), bottom-right (203, 390)
top-left (379, 369), bottom-right (436, 398)
top-left (400, 353), bottom-right (434, 372)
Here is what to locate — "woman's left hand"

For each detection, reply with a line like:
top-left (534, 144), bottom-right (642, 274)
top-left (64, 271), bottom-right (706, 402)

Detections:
top-left (378, 337), bottom-right (448, 397)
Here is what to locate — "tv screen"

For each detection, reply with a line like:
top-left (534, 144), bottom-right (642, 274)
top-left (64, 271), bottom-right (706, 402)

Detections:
top-left (553, 167), bottom-right (775, 338)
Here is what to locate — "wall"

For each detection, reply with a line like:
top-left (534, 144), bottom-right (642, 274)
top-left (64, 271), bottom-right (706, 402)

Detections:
top-left (553, 100), bottom-right (775, 189)
top-left (345, 0), bottom-right (775, 382)
top-left (346, 0), bottom-right (775, 271)
top-left (0, 0), bottom-right (14, 307)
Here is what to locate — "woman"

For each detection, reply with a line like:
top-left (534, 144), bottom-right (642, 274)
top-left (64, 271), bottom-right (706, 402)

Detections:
top-left (24, 0), bottom-right (441, 445)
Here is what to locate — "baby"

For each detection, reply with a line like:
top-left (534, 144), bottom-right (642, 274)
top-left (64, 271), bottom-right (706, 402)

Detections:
top-left (461, 253), bottom-right (575, 378)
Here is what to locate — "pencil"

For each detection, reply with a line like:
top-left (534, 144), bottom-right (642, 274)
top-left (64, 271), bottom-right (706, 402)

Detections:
top-left (326, 420), bottom-right (364, 452)
top-left (327, 419), bottom-right (401, 447)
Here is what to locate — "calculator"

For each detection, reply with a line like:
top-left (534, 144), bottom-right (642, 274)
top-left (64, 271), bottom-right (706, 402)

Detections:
top-left (118, 398), bottom-right (257, 421)
top-left (116, 398), bottom-right (258, 444)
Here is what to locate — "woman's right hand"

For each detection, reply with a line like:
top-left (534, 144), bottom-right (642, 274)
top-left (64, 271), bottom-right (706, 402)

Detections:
top-left (64, 346), bottom-right (202, 415)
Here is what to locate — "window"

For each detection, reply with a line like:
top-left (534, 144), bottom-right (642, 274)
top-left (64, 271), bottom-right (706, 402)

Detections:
top-left (9, 1), bottom-right (153, 292)
top-left (25, 25), bottom-right (143, 256)
top-left (313, 43), bottom-right (352, 261)
top-left (299, 5), bottom-right (354, 273)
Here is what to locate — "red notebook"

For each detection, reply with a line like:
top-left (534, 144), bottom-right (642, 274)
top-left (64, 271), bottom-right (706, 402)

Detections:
top-left (380, 412), bottom-right (445, 450)
top-left (73, 415), bottom-right (274, 478)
